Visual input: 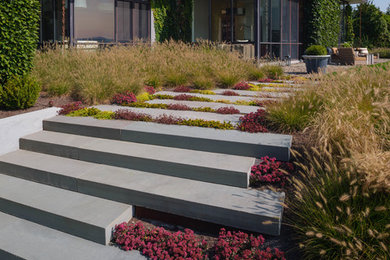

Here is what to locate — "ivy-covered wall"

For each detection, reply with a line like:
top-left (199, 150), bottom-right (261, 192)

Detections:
top-left (0, 0), bottom-right (40, 84)
top-left (151, 0), bottom-right (193, 42)
top-left (303, 0), bottom-right (340, 48)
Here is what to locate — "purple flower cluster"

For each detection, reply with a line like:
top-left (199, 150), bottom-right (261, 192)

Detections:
top-left (214, 228), bottom-right (286, 260)
top-left (113, 222), bottom-right (207, 260)
top-left (114, 109), bottom-right (152, 121)
top-left (221, 90), bottom-right (240, 96)
top-left (111, 91), bottom-right (137, 105)
top-left (173, 94), bottom-right (195, 101)
top-left (58, 101), bottom-right (85, 115)
top-left (250, 156), bottom-right (293, 187)
top-left (237, 109), bottom-right (268, 133)
top-left (233, 82), bottom-right (251, 90)
top-left (113, 222), bottom-right (285, 260)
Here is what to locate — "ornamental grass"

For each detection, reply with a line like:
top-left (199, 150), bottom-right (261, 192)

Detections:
top-left (33, 41), bottom-right (280, 104)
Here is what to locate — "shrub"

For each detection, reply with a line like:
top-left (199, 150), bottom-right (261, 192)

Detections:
top-left (233, 82), bottom-right (251, 90)
top-left (250, 156), bottom-right (293, 187)
top-left (247, 67), bottom-right (265, 81)
top-left (305, 45), bottom-right (327, 55)
top-left (173, 85), bottom-right (191, 92)
top-left (0, 74), bottom-right (41, 110)
top-left (260, 65), bottom-right (284, 80)
top-left (221, 90), bottom-right (239, 96)
top-left (0, 0), bottom-right (40, 84)
top-left (58, 101), bottom-right (85, 115)
top-left (144, 86), bottom-right (156, 95)
top-left (111, 91), bottom-right (137, 105)
top-left (214, 228), bottom-right (286, 260)
top-left (215, 107), bottom-right (240, 114)
top-left (371, 48), bottom-right (390, 58)
top-left (237, 109), bottom-right (269, 133)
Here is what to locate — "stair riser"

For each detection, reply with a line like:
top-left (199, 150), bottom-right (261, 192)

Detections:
top-left (43, 120), bottom-right (289, 160)
top-left (0, 162), bottom-right (281, 236)
top-left (0, 196), bottom-right (120, 245)
top-left (19, 139), bottom-right (250, 188)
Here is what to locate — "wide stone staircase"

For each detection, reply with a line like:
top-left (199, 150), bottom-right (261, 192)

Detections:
top-left (0, 114), bottom-right (292, 259)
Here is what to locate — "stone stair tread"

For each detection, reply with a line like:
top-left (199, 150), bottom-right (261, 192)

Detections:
top-left (94, 105), bottom-right (241, 123)
top-left (0, 173), bottom-right (132, 244)
top-left (155, 91), bottom-right (276, 102)
top-left (20, 130), bottom-right (255, 176)
top-left (0, 150), bottom-right (285, 235)
top-left (212, 89), bottom-right (290, 98)
top-left (146, 99), bottom-right (261, 113)
top-left (0, 212), bottom-right (145, 260)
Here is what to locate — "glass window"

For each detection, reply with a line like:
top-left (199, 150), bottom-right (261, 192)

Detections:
top-left (74, 0), bottom-right (115, 42)
top-left (40, 0), bottom-right (69, 42)
top-left (211, 0), bottom-right (231, 42)
top-left (271, 0), bottom-right (280, 42)
top-left (260, 0), bottom-right (269, 42)
top-left (291, 0), bottom-right (298, 43)
top-left (281, 0), bottom-right (289, 43)
top-left (193, 0), bottom-right (210, 40)
top-left (234, 0), bottom-right (254, 42)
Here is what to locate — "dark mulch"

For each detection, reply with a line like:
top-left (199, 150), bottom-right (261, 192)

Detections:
top-left (0, 92), bottom-right (73, 119)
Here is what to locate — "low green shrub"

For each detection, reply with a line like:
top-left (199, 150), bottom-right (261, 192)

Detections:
top-left (247, 66), bottom-right (266, 81)
top-left (67, 107), bottom-right (115, 119)
top-left (0, 74), bottom-right (40, 110)
top-left (305, 45), bottom-right (327, 55)
top-left (260, 65), bottom-right (284, 80)
top-left (370, 48), bottom-right (390, 58)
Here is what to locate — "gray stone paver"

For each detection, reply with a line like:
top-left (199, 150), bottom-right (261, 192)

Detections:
top-left (155, 91), bottom-right (276, 102)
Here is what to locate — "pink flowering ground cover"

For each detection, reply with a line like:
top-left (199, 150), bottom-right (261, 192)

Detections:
top-left (250, 156), bottom-right (294, 187)
top-left (111, 91), bottom-right (137, 105)
top-left (233, 82), bottom-right (251, 90)
top-left (144, 86), bottom-right (156, 95)
top-left (113, 222), bottom-right (285, 260)
top-left (221, 90), bottom-right (240, 96)
top-left (237, 109), bottom-right (268, 133)
top-left (58, 101), bottom-right (85, 115)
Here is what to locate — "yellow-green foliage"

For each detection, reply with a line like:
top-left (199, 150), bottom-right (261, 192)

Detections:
top-left (136, 92), bottom-right (153, 102)
top-left (68, 108), bottom-right (114, 119)
top-left (190, 89), bottom-right (215, 95)
top-left (33, 41), bottom-right (276, 103)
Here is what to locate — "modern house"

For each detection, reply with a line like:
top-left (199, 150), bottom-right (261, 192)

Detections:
top-left (39, 0), bottom-right (366, 60)
top-left (40, 0), bottom-right (302, 59)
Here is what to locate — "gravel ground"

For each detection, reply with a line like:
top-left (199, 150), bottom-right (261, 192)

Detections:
top-left (0, 92), bottom-right (73, 119)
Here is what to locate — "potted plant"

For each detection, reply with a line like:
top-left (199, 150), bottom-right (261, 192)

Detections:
top-left (302, 45), bottom-right (330, 74)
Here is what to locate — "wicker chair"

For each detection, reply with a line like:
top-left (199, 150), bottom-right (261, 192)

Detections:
top-left (338, 47), bottom-right (355, 65)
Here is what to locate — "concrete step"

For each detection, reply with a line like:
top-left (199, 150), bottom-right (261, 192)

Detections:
top-left (155, 91), bottom-right (276, 103)
top-left (0, 150), bottom-right (285, 236)
top-left (0, 212), bottom-right (145, 260)
top-left (20, 131), bottom-right (255, 188)
top-left (94, 105), bottom-right (241, 123)
top-left (0, 174), bottom-right (132, 245)
top-left (146, 99), bottom-right (261, 114)
top-left (212, 89), bottom-right (290, 98)
top-left (43, 116), bottom-right (292, 160)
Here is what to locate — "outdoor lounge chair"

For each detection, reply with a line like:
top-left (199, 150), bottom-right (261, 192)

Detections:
top-left (338, 47), bottom-right (355, 65)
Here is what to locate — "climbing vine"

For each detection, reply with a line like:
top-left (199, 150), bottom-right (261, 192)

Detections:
top-left (151, 0), bottom-right (193, 42)
top-left (303, 0), bottom-right (340, 48)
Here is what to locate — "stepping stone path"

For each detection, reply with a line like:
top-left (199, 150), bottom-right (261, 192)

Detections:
top-left (0, 81), bottom-right (296, 259)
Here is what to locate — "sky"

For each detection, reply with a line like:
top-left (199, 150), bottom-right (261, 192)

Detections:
top-left (372, 0), bottom-right (388, 12)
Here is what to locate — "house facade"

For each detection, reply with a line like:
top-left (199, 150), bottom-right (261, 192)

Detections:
top-left (40, 0), bottom-right (302, 59)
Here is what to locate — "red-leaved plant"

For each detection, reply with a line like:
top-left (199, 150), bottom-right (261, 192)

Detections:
top-left (167, 104), bottom-right (192, 111)
top-left (113, 222), bottom-right (285, 260)
top-left (215, 106), bottom-right (240, 114)
top-left (58, 101), bottom-right (85, 115)
top-left (114, 109), bottom-right (152, 121)
top-left (144, 86), bottom-right (156, 95)
top-left (250, 156), bottom-right (293, 187)
top-left (237, 109), bottom-right (268, 133)
top-left (173, 86), bottom-right (192, 93)
top-left (173, 94), bottom-right (195, 101)
top-left (214, 228), bottom-right (286, 260)
top-left (233, 82), bottom-right (251, 90)
top-left (111, 91), bottom-right (137, 105)
top-left (258, 78), bottom-right (274, 83)
top-left (221, 90), bottom-right (240, 96)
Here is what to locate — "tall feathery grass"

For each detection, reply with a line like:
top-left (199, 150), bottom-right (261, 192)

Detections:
top-left (267, 62), bottom-right (390, 258)
top-left (32, 41), bottom-right (278, 104)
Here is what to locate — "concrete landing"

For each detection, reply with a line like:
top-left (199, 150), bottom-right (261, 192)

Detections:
top-left (43, 116), bottom-right (292, 160)
top-left (0, 150), bottom-right (285, 236)
top-left (0, 174), bottom-right (132, 245)
top-left (20, 131), bottom-right (255, 187)
top-left (0, 212), bottom-right (145, 260)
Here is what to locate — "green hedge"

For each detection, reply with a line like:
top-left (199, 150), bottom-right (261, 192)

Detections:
top-left (0, 0), bottom-right (40, 84)
top-left (152, 0), bottom-right (193, 42)
top-left (303, 0), bottom-right (340, 48)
